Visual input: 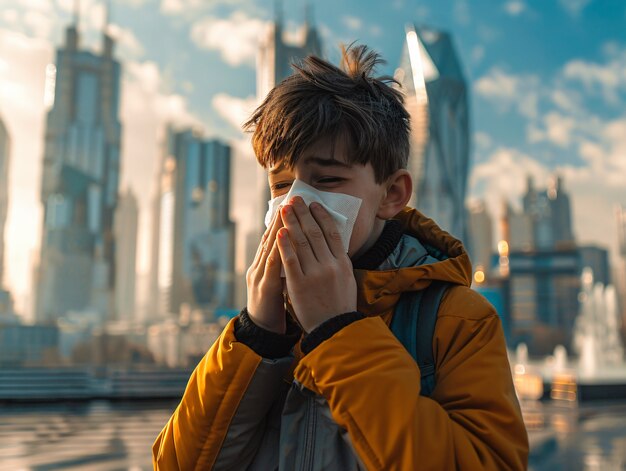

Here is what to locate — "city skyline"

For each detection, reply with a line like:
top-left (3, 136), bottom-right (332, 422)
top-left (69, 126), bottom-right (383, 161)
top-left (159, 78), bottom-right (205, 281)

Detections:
top-left (0, 0), bottom-right (625, 318)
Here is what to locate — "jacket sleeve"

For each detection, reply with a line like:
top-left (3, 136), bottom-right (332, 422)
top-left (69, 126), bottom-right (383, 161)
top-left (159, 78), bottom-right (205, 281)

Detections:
top-left (152, 317), bottom-right (294, 470)
top-left (293, 286), bottom-right (529, 471)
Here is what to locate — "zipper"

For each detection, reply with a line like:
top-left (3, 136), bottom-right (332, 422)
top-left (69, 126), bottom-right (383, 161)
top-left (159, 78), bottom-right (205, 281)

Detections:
top-left (300, 394), bottom-right (317, 470)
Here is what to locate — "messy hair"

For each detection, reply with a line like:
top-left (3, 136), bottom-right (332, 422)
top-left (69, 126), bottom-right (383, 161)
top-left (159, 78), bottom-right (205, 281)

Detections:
top-left (243, 44), bottom-right (410, 183)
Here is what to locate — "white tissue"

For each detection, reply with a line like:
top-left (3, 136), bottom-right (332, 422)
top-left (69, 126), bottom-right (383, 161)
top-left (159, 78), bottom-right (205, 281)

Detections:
top-left (264, 180), bottom-right (362, 253)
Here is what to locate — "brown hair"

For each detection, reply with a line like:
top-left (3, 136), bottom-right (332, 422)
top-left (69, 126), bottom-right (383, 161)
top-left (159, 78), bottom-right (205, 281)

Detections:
top-left (243, 44), bottom-right (410, 183)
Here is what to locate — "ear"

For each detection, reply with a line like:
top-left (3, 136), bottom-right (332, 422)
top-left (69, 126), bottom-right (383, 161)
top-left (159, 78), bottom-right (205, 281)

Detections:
top-left (376, 169), bottom-right (413, 219)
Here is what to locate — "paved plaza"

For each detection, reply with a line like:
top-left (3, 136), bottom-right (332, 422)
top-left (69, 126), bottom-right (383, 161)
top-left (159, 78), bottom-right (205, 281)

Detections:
top-left (1, 399), bottom-right (626, 469)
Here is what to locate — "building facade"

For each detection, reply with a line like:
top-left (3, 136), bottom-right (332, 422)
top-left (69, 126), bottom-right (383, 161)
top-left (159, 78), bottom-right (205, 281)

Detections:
top-left (522, 175), bottom-right (575, 250)
top-left (466, 200), bottom-right (493, 278)
top-left (578, 245), bottom-right (610, 287)
top-left (505, 248), bottom-right (581, 355)
top-left (0, 115), bottom-right (9, 291)
top-left (153, 128), bottom-right (235, 318)
top-left (114, 188), bottom-right (139, 321)
top-left (396, 25), bottom-right (470, 241)
top-left (35, 17), bottom-right (121, 324)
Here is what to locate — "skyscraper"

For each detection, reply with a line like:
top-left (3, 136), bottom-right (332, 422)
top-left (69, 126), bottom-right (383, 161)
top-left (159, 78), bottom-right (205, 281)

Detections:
top-left (153, 128), bottom-right (235, 317)
top-left (256, 3), bottom-right (322, 102)
top-left (114, 188), bottom-right (139, 321)
top-left (35, 9), bottom-right (121, 323)
top-left (396, 25), bottom-right (470, 241)
top-left (0, 114), bottom-right (9, 290)
top-left (466, 200), bottom-right (493, 277)
top-left (522, 175), bottom-right (574, 250)
top-left (618, 205), bottom-right (626, 260)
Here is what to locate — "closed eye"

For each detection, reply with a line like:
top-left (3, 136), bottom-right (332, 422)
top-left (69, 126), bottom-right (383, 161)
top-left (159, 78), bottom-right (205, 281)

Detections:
top-left (317, 177), bottom-right (344, 184)
top-left (271, 181), bottom-right (292, 192)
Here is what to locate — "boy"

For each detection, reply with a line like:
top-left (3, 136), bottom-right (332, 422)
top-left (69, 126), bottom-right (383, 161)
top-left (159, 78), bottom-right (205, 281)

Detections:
top-left (153, 45), bottom-right (528, 470)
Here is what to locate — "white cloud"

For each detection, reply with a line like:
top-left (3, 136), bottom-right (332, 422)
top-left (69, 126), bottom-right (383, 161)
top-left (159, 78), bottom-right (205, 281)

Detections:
top-left (562, 52), bottom-right (626, 105)
top-left (23, 10), bottom-right (53, 39)
top-left (504, 1), bottom-right (526, 15)
top-left (470, 147), bottom-right (549, 217)
top-left (415, 5), bottom-right (430, 19)
top-left (159, 0), bottom-right (261, 18)
top-left (212, 93), bottom-right (257, 131)
top-left (471, 45), bottom-right (485, 65)
top-left (474, 132), bottom-right (493, 152)
top-left (107, 23), bottom-right (145, 59)
top-left (558, 0), bottom-right (593, 16)
top-left (282, 22), bottom-right (306, 45)
top-left (190, 12), bottom-right (267, 67)
top-left (474, 67), bottom-right (540, 118)
top-left (453, 0), bottom-right (471, 25)
top-left (527, 112), bottom-right (577, 148)
top-left (370, 25), bottom-right (383, 37)
top-left (160, 0), bottom-right (204, 15)
top-left (1, 9), bottom-right (19, 25)
top-left (550, 87), bottom-right (583, 114)
top-left (342, 16), bottom-right (362, 31)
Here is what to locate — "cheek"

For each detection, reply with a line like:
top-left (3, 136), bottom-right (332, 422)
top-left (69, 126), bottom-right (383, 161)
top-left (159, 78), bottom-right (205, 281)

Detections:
top-left (347, 209), bottom-right (374, 256)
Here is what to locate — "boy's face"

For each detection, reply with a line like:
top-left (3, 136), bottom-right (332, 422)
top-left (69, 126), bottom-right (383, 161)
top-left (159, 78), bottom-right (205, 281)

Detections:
top-left (268, 136), bottom-right (388, 259)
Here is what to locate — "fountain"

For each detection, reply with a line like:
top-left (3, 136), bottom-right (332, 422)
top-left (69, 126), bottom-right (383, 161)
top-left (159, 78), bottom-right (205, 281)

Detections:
top-left (572, 268), bottom-right (625, 380)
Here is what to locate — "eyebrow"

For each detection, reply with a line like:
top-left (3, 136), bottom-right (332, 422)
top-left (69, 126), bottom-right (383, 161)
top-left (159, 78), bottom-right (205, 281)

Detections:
top-left (269, 156), bottom-right (351, 175)
top-left (304, 156), bottom-right (352, 169)
top-left (269, 162), bottom-right (287, 175)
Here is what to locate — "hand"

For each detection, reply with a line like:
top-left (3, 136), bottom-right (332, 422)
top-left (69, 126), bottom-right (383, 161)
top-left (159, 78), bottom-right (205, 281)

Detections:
top-left (276, 197), bottom-right (357, 333)
top-left (246, 210), bottom-right (286, 334)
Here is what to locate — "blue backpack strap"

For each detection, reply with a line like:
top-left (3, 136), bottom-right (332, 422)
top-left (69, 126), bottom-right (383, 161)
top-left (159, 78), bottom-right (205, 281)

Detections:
top-left (390, 281), bottom-right (450, 397)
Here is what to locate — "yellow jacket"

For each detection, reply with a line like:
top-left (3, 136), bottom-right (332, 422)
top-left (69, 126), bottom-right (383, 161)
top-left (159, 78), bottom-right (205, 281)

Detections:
top-left (153, 208), bottom-right (529, 470)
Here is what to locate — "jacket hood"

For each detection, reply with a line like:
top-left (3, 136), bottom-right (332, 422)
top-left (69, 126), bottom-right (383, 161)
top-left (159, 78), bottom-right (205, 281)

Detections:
top-left (354, 207), bottom-right (472, 316)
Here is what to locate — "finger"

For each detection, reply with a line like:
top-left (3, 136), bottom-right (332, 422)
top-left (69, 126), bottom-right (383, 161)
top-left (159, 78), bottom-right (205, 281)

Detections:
top-left (276, 227), bottom-right (303, 279)
top-left (252, 209), bottom-right (284, 269)
top-left (281, 204), bottom-right (318, 271)
top-left (264, 232), bottom-right (283, 278)
top-left (290, 197), bottom-right (333, 263)
top-left (309, 202), bottom-right (346, 258)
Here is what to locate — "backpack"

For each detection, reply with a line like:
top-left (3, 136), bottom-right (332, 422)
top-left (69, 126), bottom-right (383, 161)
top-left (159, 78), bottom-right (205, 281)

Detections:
top-left (389, 281), bottom-right (451, 397)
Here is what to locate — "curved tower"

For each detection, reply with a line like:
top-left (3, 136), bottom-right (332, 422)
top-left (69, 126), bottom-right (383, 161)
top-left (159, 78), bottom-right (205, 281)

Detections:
top-left (397, 25), bottom-right (470, 241)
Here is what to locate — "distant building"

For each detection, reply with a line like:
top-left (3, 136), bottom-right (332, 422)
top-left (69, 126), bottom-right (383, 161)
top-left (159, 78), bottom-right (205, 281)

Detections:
top-left (466, 200), bottom-right (493, 277)
top-left (0, 324), bottom-right (59, 366)
top-left (505, 248), bottom-right (581, 355)
top-left (503, 203), bottom-right (534, 252)
top-left (256, 4), bottom-right (322, 104)
top-left (616, 205), bottom-right (626, 326)
top-left (396, 25), bottom-right (470, 241)
top-left (618, 205), bottom-right (626, 259)
top-left (35, 10), bottom-right (122, 324)
top-left (114, 188), bottom-right (139, 321)
top-left (152, 128), bottom-right (235, 317)
top-left (578, 245), bottom-right (610, 287)
top-left (0, 114), bottom-right (9, 291)
top-left (522, 175), bottom-right (575, 250)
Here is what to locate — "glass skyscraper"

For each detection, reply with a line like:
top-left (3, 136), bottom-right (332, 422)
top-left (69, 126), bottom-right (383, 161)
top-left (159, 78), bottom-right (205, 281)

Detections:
top-left (396, 25), bottom-right (470, 241)
top-left (35, 18), bottom-right (121, 323)
top-left (0, 114), bottom-right (9, 291)
top-left (152, 128), bottom-right (235, 317)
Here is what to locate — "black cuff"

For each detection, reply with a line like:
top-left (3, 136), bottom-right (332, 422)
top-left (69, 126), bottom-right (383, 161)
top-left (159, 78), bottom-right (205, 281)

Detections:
top-left (234, 308), bottom-right (302, 359)
top-left (301, 312), bottom-right (366, 355)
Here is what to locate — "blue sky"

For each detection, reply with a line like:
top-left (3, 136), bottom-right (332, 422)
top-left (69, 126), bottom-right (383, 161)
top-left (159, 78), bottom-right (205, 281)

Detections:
top-left (0, 0), bottom-right (625, 313)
